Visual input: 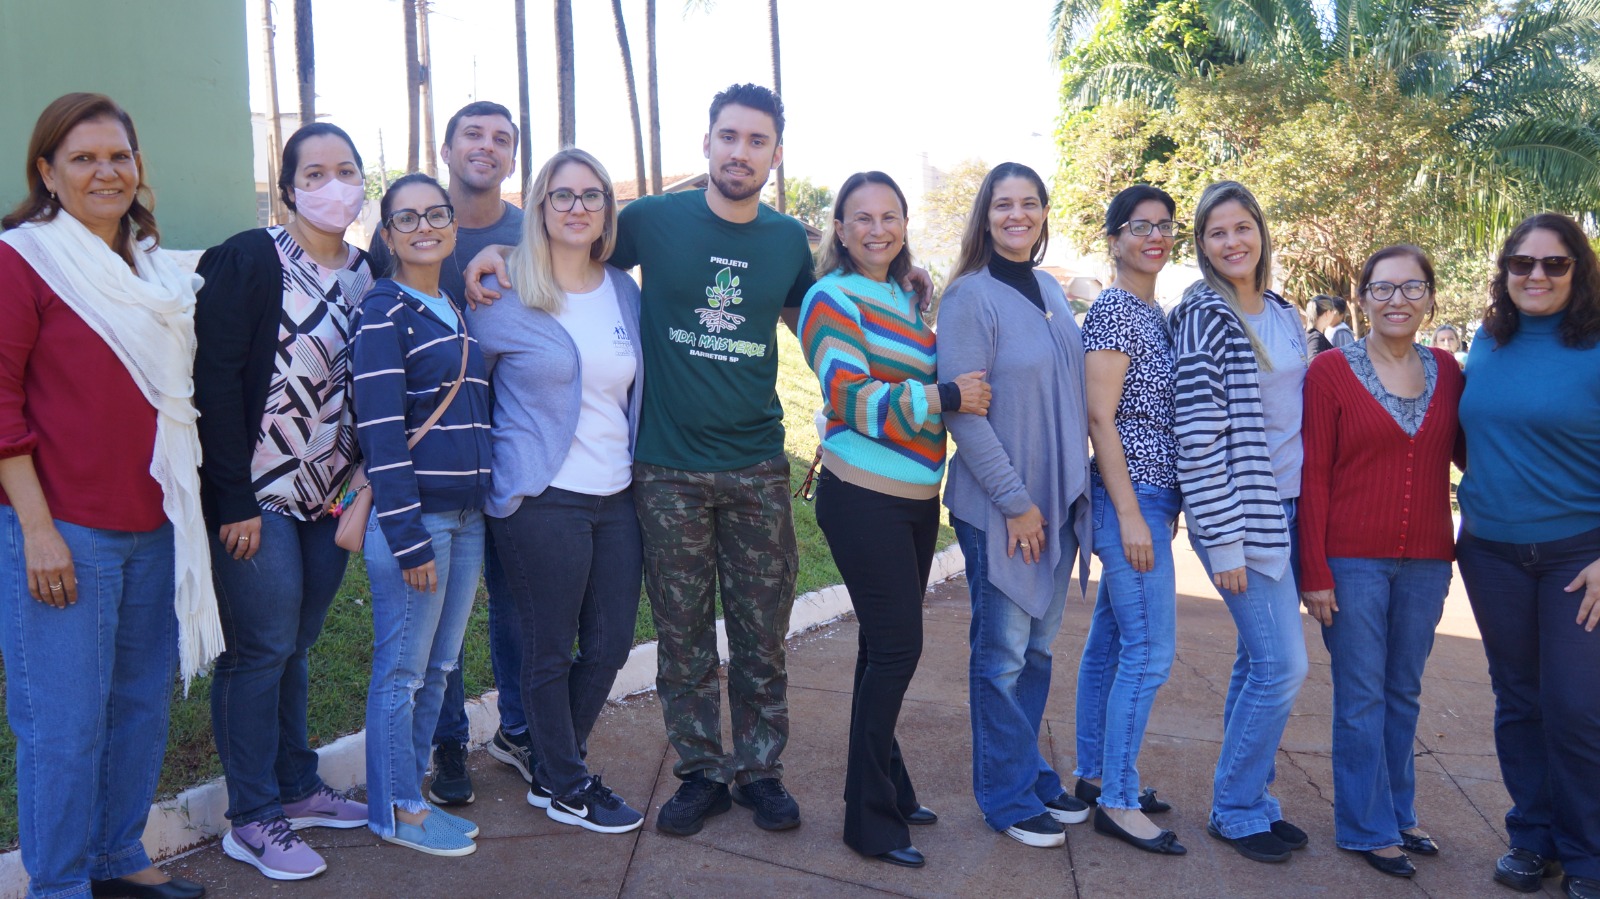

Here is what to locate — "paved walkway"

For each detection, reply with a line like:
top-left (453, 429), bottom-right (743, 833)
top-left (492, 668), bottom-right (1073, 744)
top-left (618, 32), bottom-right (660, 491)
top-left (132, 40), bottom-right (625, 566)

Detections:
top-left (168, 538), bottom-right (1533, 898)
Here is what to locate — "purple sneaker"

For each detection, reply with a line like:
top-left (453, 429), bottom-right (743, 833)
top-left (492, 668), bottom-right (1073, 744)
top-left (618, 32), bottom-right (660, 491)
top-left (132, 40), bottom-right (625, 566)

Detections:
top-left (222, 816), bottom-right (328, 880)
top-left (283, 783), bottom-right (368, 830)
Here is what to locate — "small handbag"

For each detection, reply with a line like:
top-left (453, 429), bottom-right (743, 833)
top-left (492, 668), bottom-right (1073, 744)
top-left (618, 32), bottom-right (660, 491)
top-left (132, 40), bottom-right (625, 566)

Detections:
top-left (332, 320), bottom-right (471, 553)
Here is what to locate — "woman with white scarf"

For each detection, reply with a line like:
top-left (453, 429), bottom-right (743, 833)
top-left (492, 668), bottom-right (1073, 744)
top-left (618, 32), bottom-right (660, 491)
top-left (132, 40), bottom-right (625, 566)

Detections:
top-left (0, 93), bottom-right (223, 899)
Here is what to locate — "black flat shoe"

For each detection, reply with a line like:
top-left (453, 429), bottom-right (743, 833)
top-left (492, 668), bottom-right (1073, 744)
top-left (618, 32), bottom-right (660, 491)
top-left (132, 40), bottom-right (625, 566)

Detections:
top-left (1270, 818), bottom-right (1309, 850)
top-left (1400, 831), bottom-right (1440, 856)
top-left (1566, 876), bottom-right (1600, 899)
top-left (1092, 806), bottom-right (1186, 855)
top-left (1351, 849), bottom-right (1415, 879)
top-left (873, 846), bottom-right (926, 868)
top-left (905, 806), bottom-right (938, 825)
top-left (1073, 778), bottom-right (1172, 814)
top-left (1496, 848), bottom-right (1563, 893)
top-left (90, 877), bottom-right (205, 899)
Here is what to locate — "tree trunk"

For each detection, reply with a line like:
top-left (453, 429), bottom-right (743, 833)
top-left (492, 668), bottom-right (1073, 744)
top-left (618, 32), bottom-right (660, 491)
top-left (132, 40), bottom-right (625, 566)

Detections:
top-left (403, 0), bottom-right (420, 171)
top-left (646, 0), bottom-right (661, 194)
top-left (295, 0), bottom-right (315, 125)
top-left (769, 0), bottom-right (784, 213)
top-left (611, 0), bottom-right (647, 198)
top-left (259, 0), bottom-right (285, 225)
top-left (555, 0), bottom-right (576, 147)
top-left (514, 0), bottom-right (533, 195)
top-left (418, 0), bottom-right (436, 177)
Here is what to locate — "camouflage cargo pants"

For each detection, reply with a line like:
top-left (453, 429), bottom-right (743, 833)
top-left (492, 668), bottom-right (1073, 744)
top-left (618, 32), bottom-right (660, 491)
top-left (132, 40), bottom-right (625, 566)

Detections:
top-left (634, 454), bottom-right (799, 785)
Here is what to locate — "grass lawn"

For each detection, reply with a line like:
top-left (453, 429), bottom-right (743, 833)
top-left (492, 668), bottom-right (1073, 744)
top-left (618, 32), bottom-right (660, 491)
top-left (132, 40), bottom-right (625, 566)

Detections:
top-left (0, 326), bottom-right (954, 849)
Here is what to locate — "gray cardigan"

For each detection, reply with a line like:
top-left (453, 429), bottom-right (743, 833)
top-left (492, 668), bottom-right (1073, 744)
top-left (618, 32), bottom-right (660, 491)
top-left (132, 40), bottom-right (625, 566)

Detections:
top-left (467, 265), bottom-right (644, 518)
top-left (937, 266), bottom-right (1092, 618)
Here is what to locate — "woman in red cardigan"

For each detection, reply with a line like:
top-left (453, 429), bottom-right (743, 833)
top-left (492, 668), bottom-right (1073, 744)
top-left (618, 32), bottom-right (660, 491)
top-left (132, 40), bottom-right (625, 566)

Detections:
top-left (1299, 244), bottom-right (1463, 880)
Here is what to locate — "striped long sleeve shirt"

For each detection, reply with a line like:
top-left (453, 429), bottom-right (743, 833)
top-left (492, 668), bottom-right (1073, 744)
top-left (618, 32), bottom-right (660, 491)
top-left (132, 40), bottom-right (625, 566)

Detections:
top-left (800, 270), bottom-right (946, 499)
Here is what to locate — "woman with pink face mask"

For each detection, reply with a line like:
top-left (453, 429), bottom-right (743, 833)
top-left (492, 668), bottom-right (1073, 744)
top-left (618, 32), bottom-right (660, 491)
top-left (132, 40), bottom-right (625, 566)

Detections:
top-left (193, 123), bottom-right (374, 881)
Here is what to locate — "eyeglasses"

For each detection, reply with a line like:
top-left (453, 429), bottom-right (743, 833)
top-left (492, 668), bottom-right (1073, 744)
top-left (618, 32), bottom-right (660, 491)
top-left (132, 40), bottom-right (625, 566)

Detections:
top-left (547, 189), bottom-right (608, 212)
top-left (1363, 280), bottom-right (1432, 302)
top-left (386, 204), bottom-right (455, 233)
top-left (1116, 219), bottom-right (1181, 237)
top-left (1505, 255), bottom-right (1576, 278)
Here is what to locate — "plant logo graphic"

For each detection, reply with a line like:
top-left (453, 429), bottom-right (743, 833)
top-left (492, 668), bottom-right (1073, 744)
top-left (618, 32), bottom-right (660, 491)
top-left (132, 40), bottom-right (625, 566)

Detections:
top-left (696, 266), bottom-right (746, 333)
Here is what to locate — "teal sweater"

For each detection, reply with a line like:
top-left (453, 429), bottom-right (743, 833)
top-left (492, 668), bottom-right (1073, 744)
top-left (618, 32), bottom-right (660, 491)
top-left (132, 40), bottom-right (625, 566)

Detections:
top-left (1459, 310), bottom-right (1600, 543)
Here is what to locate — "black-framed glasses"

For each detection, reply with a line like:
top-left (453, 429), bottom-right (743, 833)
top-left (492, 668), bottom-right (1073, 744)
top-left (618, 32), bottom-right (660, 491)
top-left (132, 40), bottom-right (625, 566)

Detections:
top-left (1116, 219), bottom-right (1182, 237)
top-left (546, 188), bottom-right (608, 212)
top-left (1505, 255), bottom-right (1576, 278)
top-left (386, 204), bottom-right (455, 233)
top-left (1364, 280), bottom-right (1432, 302)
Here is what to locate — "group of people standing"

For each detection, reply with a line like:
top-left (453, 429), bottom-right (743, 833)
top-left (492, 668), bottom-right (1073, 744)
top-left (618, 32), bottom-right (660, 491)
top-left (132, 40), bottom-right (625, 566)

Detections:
top-left (0, 77), bottom-right (1597, 899)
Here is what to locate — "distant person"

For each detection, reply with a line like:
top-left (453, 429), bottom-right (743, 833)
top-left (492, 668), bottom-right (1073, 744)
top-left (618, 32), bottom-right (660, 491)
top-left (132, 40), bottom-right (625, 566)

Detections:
top-left (367, 100), bottom-right (531, 805)
top-left (1299, 245), bottom-right (1463, 879)
top-left (1432, 323), bottom-right (1466, 369)
top-left (1305, 294), bottom-right (1346, 357)
top-left (1325, 295), bottom-right (1355, 348)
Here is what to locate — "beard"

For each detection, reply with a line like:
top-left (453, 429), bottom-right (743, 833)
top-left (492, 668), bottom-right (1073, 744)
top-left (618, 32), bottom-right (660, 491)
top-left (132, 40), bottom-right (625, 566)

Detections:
top-left (708, 165), bottom-right (766, 203)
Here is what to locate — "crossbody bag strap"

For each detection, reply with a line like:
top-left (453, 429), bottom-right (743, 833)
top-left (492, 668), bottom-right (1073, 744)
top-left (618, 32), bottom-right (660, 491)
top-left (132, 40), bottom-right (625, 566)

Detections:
top-left (405, 303), bottom-right (471, 450)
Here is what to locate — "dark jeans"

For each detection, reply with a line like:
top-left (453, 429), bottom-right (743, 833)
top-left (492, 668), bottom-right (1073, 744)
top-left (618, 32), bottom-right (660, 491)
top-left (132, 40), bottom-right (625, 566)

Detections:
top-left (209, 509), bottom-right (348, 824)
top-left (1458, 524), bottom-right (1600, 879)
top-left (432, 528), bottom-right (526, 746)
top-left (814, 470), bottom-right (937, 856)
top-left (489, 486), bottom-right (642, 798)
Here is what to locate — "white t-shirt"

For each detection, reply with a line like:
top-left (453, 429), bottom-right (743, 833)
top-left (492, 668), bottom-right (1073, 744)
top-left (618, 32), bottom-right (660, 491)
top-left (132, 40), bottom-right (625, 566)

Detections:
top-left (549, 278), bottom-right (637, 495)
top-left (1244, 300), bottom-right (1307, 500)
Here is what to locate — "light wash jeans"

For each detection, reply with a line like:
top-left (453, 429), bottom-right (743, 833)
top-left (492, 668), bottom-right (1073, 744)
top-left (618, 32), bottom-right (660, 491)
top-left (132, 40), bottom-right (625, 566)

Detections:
top-left (952, 515), bottom-right (1081, 832)
top-left (1073, 480), bottom-right (1181, 809)
top-left (362, 508), bottom-right (484, 836)
top-left (1188, 500), bottom-right (1308, 839)
top-left (1322, 556), bottom-right (1450, 850)
top-left (1, 506), bottom-right (176, 899)
top-left (432, 527), bottom-right (526, 746)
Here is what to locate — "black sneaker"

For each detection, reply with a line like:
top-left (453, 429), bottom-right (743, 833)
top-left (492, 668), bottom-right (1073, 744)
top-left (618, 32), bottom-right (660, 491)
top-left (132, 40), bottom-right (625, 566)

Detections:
top-left (656, 772), bottom-right (732, 836)
top-left (1207, 820), bottom-right (1292, 863)
top-left (1045, 792), bottom-right (1091, 825)
top-left (1496, 848), bottom-right (1562, 893)
top-left (1270, 818), bottom-right (1308, 850)
top-left (731, 777), bottom-right (802, 831)
top-left (525, 764), bottom-right (555, 809)
top-left (547, 775), bottom-right (644, 834)
top-left (1004, 811), bottom-right (1066, 848)
top-left (427, 740), bottom-right (474, 806)
top-left (487, 727), bottom-right (535, 785)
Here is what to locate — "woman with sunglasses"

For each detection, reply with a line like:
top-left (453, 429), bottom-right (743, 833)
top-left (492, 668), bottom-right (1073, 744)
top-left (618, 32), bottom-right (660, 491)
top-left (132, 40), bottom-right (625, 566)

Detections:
top-left (469, 149), bottom-right (648, 834)
top-left (1299, 246), bottom-right (1463, 879)
top-left (1456, 214), bottom-right (1600, 899)
top-left (354, 173), bottom-right (492, 857)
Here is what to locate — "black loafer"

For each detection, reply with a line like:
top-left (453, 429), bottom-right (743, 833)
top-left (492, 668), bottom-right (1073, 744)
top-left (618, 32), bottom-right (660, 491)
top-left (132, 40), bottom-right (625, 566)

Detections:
top-left (1073, 778), bottom-right (1172, 814)
top-left (90, 876), bottom-right (205, 899)
top-left (873, 846), bottom-right (926, 868)
top-left (1350, 849), bottom-right (1415, 878)
top-left (1092, 807), bottom-right (1186, 855)
top-left (1400, 831), bottom-right (1440, 856)
top-left (1207, 821), bottom-right (1293, 863)
top-left (1566, 875), bottom-right (1600, 899)
top-left (1496, 848), bottom-right (1563, 893)
top-left (904, 806), bottom-right (938, 825)
top-left (1270, 818), bottom-right (1309, 850)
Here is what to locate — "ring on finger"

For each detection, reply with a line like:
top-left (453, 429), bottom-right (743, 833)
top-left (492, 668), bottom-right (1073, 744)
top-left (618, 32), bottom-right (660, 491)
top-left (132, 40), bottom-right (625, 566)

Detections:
top-left (48, 582), bottom-right (64, 592)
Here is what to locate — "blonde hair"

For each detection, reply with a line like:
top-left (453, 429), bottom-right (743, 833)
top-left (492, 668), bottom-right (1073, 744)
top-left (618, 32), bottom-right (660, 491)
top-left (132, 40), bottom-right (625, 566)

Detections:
top-left (949, 162), bottom-right (1050, 283)
top-left (508, 148), bottom-right (617, 314)
top-left (1186, 180), bottom-right (1276, 370)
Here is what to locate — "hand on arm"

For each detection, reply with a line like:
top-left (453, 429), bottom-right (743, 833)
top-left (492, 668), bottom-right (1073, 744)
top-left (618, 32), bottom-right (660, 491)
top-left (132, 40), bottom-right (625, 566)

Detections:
top-left (901, 265), bottom-right (934, 311)
top-left (461, 245), bottom-right (513, 307)
top-left (952, 370), bottom-right (990, 415)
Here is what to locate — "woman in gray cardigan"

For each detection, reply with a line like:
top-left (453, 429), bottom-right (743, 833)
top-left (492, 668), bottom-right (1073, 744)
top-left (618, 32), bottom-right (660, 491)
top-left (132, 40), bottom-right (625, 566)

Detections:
top-left (936, 162), bottom-right (1093, 849)
top-left (468, 148), bottom-right (646, 835)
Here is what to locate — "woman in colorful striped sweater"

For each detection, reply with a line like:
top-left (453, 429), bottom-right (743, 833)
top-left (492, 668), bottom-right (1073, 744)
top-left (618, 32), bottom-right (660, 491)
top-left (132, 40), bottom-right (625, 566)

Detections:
top-left (800, 171), bottom-right (988, 869)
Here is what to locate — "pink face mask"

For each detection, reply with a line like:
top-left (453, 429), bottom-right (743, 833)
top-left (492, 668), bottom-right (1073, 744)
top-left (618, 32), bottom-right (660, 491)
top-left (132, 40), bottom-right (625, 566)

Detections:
top-left (292, 178), bottom-right (366, 233)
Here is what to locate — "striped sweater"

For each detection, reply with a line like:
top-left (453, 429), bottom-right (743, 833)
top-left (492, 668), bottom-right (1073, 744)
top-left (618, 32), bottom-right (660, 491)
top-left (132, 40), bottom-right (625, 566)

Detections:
top-left (351, 279), bottom-right (493, 567)
top-left (799, 270), bottom-right (946, 499)
top-left (1168, 285), bottom-right (1299, 579)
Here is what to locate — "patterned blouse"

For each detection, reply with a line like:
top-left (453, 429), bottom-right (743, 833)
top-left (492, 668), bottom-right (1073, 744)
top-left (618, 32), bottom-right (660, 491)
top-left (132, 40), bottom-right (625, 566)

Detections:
top-left (252, 226), bottom-right (372, 520)
top-left (1081, 286), bottom-right (1180, 489)
top-left (1341, 339), bottom-right (1437, 437)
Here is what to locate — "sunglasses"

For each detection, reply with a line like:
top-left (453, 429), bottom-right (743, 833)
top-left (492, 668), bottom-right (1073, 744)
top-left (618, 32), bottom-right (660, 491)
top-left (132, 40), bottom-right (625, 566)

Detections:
top-left (1505, 255), bottom-right (1576, 278)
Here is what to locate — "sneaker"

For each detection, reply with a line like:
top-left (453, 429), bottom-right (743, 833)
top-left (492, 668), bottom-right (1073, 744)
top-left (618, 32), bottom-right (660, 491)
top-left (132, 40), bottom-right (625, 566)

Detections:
top-left (222, 816), bottom-right (327, 880)
top-left (1005, 812), bottom-right (1066, 848)
top-left (1045, 792), bottom-right (1091, 825)
top-left (547, 775), bottom-right (645, 834)
top-left (426, 802), bottom-right (481, 839)
top-left (1496, 848), bottom-right (1563, 893)
top-left (382, 813), bottom-right (476, 857)
top-left (526, 764), bottom-right (556, 809)
top-left (427, 740), bottom-right (474, 805)
top-left (487, 727), bottom-right (536, 784)
top-left (1270, 818), bottom-right (1308, 850)
top-left (283, 783), bottom-right (368, 830)
top-left (655, 771), bottom-right (732, 836)
top-left (731, 777), bottom-right (802, 831)
top-left (1207, 820), bottom-right (1293, 863)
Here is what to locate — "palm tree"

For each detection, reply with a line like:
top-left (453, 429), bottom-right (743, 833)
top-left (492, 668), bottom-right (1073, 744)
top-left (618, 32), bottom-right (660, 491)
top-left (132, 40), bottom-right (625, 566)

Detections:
top-left (555, 0), bottom-right (576, 147)
top-left (403, 0), bottom-right (420, 171)
top-left (646, 0), bottom-right (662, 194)
top-left (612, 0), bottom-right (648, 197)
top-left (295, 0), bottom-right (315, 123)
top-left (768, 0), bottom-right (785, 213)
top-left (417, 0), bottom-right (437, 177)
top-left (514, 0), bottom-right (533, 193)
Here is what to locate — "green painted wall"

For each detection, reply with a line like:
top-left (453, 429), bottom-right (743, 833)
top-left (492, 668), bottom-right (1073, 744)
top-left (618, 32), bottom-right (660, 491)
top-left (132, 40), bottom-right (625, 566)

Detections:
top-left (0, 0), bottom-right (255, 249)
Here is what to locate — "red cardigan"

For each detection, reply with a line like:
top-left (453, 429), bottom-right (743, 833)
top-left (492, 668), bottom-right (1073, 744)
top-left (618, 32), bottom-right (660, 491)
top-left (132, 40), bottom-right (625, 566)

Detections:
top-left (0, 244), bottom-right (165, 532)
top-left (1298, 346), bottom-right (1463, 592)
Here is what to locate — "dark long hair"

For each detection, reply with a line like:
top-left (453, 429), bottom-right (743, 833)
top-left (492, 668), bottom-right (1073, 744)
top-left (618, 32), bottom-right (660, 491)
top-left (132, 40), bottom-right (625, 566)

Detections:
top-left (950, 162), bottom-right (1050, 281)
top-left (1483, 213), bottom-right (1600, 348)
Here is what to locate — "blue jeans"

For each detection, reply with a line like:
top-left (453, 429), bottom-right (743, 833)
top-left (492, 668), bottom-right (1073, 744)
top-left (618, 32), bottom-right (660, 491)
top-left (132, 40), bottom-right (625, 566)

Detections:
top-left (363, 508), bottom-right (484, 836)
top-left (1321, 557), bottom-right (1450, 850)
top-left (1188, 500), bottom-right (1308, 838)
top-left (209, 509), bottom-right (348, 824)
top-left (432, 528), bottom-right (526, 746)
top-left (1458, 525), bottom-right (1600, 880)
top-left (953, 513), bottom-right (1081, 832)
top-left (1, 507), bottom-right (176, 899)
top-left (1074, 480), bottom-right (1180, 810)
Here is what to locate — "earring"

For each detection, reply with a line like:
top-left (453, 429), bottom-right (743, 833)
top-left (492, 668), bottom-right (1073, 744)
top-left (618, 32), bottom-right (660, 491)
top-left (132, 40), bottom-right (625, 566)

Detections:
top-left (48, 191), bottom-right (56, 203)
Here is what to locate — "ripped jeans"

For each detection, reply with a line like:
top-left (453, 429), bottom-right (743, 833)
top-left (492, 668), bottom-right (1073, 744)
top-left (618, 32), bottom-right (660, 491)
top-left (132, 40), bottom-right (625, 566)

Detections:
top-left (362, 508), bottom-right (484, 836)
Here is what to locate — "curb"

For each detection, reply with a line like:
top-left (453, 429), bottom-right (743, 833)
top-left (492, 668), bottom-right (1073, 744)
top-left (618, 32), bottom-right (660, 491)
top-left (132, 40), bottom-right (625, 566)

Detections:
top-left (0, 544), bottom-right (967, 895)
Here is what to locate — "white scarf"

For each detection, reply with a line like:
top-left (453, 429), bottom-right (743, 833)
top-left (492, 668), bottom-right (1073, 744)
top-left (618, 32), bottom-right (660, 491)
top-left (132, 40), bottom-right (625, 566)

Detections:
top-left (1, 212), bottom-right (224, 688)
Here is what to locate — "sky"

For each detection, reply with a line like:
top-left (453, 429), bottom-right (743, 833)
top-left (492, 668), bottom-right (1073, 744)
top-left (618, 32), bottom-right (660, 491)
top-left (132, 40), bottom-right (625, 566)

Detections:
top-left (246, 0), bottom-right (1066, 218)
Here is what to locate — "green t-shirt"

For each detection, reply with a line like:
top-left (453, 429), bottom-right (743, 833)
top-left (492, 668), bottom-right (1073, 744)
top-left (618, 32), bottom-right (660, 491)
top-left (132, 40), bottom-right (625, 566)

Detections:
top-left (612, 190), bottom-right (815, 471)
